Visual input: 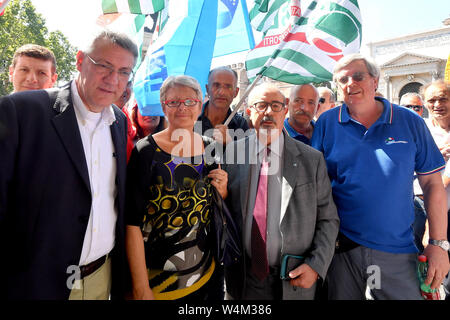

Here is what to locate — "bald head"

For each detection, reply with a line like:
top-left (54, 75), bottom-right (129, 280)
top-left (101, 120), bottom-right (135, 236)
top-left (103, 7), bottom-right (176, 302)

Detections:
top-left (287, 84), bottom-right (319, 128)
top-left (248, 83), bottom-right (286, 106)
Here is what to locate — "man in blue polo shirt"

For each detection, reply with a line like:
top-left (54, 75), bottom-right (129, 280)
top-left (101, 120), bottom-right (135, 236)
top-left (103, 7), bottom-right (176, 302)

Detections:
top-left (284, 84), bottom-right (319, 145)
top-left (311, 53), bottom-right (450, 300)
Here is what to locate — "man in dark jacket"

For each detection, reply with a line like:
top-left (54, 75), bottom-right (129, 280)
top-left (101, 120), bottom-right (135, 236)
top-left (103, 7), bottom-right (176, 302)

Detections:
top-left (0, 30), bottom-right (137, 300)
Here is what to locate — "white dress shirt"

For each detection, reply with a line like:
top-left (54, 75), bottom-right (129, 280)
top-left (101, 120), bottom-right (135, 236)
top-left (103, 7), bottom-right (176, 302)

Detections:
top-left (71, 81), bottom-right (118, 266)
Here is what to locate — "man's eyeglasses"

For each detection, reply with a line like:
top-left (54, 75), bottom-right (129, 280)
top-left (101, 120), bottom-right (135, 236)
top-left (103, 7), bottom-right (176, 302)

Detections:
top-left (251, 101), bottom-right (285, 113)
top-left (404, 105), bottom-right (423, 112)
top-left (319, 97), bottom-right (326, 104)
top-left (85, 54), bottom-right (134, 82)
top-left (164, 99), bottom-right (201, 108)
top-left (337, 72), bottom-right (367, 85)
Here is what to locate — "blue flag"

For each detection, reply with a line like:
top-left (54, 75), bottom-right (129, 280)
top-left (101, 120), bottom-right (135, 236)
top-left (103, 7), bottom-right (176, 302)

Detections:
top-left (133, 0), bottom-right (218, 116)
top-left (213, 0), bottom-right (255, 58)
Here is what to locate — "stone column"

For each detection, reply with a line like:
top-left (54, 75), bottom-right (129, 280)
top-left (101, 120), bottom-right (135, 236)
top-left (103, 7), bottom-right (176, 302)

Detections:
top-left (431, 70), bottom-right (439, 81)
top-left (384, 75), bottom-right (390, 101)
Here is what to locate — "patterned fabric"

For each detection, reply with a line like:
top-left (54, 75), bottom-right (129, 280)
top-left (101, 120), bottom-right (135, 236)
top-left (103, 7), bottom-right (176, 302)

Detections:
top-left (129, 135), bottom-right (216, 300)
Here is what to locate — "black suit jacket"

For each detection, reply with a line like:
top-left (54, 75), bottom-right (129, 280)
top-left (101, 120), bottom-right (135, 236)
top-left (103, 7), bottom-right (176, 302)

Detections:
top-left (0, 82), bottom-right (128, 299)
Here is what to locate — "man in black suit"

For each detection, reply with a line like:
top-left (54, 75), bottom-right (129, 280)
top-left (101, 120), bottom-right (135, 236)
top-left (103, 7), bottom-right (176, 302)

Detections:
top-left (0, 30), bottom-right (137, 300)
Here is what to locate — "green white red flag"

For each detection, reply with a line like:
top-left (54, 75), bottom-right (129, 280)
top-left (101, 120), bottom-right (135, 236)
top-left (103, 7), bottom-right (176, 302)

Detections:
top-left (101, 0), bottom-right (165, 15)
top-left (0, 0), bottom-right (11, 16)
top-left (246, 0), bottom-right (362, 84)
top-left (249, 0), bottom-right (290, 34)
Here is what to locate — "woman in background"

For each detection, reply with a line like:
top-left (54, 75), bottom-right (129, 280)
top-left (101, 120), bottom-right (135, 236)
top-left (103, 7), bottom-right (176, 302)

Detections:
top-left (129, 102), bottom-right (166, 144)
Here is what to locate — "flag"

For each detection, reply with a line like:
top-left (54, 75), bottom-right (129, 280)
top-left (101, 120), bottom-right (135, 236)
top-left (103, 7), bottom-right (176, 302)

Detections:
top-left (0, 0), bottom-right (11, 16)
top-left (213, 0), bottom-right (255, 58)
top-left (153, 0), bottom-right (169, 38)
top-left (249, 0), bottom-right (290, 34)
top-left (133, 0), bottom-right (218, 116)
top-left (97, 12), bottom-right (147, 71)
top-left (246, 0), bottom-right (362, 84)
top-left (102, 0), bottom-right (165, 14)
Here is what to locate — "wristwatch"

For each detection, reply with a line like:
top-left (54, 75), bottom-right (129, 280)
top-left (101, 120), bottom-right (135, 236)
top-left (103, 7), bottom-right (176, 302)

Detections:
top-left (428, 239), bottom-right (450, 251)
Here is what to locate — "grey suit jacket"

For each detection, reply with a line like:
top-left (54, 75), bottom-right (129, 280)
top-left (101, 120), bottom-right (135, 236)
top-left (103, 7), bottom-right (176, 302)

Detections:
top-left (223, 132), bottom-right (339, 300)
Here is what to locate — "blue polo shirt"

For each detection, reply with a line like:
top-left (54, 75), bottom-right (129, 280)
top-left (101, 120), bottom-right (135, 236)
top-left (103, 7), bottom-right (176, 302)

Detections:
top-left (283, 118), bottom-right (314, 145)
top-left (311, 97), bottom-right (445, 253)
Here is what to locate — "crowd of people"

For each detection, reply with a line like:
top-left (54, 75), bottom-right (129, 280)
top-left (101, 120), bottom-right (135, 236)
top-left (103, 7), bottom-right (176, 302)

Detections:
top-left (0, 30), bottom-right (449, 301)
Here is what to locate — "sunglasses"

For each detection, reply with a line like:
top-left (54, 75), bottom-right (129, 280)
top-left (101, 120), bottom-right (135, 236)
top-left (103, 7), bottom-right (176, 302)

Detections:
top-left (404, 105), bottom-right (423, 112)
top-left (319, 97), bottom-right (326, 104)
top-left (337, 72), bottom-right (367, 85)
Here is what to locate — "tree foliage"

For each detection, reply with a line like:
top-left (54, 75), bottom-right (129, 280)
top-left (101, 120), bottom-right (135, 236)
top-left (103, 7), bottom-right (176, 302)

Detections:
top-left (0, 0), bottom-right (77, 96)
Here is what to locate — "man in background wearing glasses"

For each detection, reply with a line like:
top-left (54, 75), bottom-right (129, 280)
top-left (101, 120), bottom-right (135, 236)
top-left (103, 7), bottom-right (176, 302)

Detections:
top-left (223, 82), bottom-right (339, 300)
top-left (400, 92), bottom-right (424, 117)
top-left (315, 87), bottom-right (337, 120)
top-left (0, 30), bottom-right (137, 300)
top-left (312, 53), bottom-right (449, 300)
top-left (400, 92), bottom-right (427, 253)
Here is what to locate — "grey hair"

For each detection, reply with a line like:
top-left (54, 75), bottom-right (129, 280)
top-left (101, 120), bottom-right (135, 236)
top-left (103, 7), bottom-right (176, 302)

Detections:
top-left (318, 87), bottom-right (336, 103)
top-left (333, 53), bottom-right (380, 82)
top-left (289, 84), bottom-right (319, 103)
top-left (399, 92), bottom-right (423, 105)
top-left (247, 82), bottom-right (286, 106)
top-left (159, 75), bottom-right (203, 103)
top-left (420, 79), bottom-right (450, 97)
top-left (83, 30), bottom-right (138, 62)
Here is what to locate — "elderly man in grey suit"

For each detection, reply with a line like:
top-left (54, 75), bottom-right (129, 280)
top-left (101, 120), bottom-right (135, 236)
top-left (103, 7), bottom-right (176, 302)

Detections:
top-left (222, 83), bottom-right (339, 300)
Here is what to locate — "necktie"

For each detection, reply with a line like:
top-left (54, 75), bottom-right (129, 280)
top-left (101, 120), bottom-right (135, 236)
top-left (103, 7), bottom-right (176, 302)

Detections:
top-left (251, 149), bottom-right (269, 281)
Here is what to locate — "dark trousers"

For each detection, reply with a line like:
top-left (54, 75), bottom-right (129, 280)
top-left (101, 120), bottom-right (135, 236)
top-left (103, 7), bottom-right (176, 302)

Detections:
top-left (243, 265), bottom-right (283, 300)
top-left (326, 246), bottom-right (422, 300)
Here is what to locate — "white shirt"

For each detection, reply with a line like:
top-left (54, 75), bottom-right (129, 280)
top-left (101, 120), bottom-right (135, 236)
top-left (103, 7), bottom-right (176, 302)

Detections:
top-left (426, 118), bottom-right (450, 210)
top-left (71, 81), bottom-right (118, 266)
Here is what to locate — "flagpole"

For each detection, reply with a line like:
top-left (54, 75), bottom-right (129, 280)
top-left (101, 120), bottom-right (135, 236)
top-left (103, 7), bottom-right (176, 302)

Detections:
top-left (224, 73), bottom-right (263, 126)
top-left (223, 7), bottom-right (297, 126)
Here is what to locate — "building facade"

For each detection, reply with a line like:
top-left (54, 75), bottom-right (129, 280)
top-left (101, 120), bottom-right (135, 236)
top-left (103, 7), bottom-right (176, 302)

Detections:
top-left (367, 22), bottom-right (450, 109)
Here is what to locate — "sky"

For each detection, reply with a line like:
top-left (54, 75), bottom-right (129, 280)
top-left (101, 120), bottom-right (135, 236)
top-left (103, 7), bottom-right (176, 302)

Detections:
top-left (30, 0), bottom-right (450, 55)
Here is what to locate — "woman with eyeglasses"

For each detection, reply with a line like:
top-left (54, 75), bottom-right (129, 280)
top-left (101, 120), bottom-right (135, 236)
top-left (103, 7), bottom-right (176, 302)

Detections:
top-left (125, 75), bottom-right (228, 300)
